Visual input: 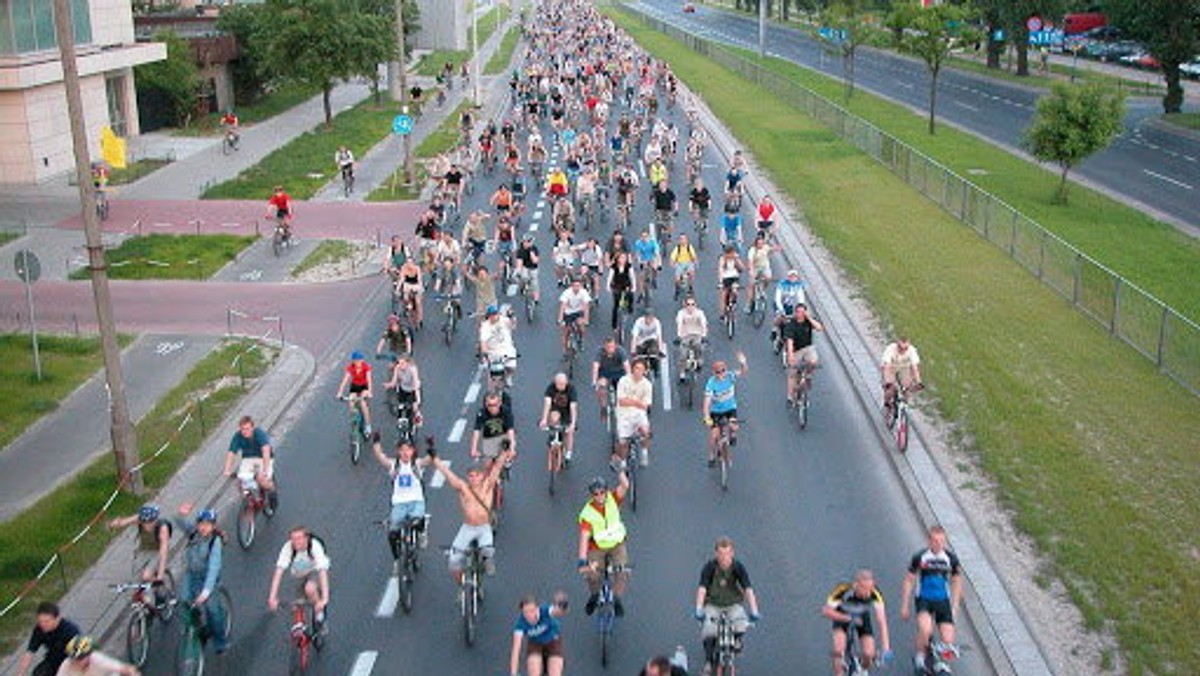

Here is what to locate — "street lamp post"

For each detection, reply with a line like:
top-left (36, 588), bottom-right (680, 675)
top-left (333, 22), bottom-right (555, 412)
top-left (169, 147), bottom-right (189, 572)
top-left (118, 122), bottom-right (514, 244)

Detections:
top-left (51, 0), bottom-right (142, 493)
top-left (758, 0), bottom-right (766, 59)
top-left (471, 0), bottom-right (481, 106)
top-left (393, 0), bottom-right (415, 184)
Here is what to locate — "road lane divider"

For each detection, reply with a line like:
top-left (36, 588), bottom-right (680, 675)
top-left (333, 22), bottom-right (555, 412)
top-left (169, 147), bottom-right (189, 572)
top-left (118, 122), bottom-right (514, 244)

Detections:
top-left (375, 579), bottom-right (399, 618)
top-left (349, 650), bottom-right (379, 675)
top-left (448, 419), bottom-right (467, 443)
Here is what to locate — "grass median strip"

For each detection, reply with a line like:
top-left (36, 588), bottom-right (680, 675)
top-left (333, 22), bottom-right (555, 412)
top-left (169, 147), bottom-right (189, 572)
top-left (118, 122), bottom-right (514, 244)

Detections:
top-left (201, 98), bottom-right (394, 200)
top-left (291, 239), bottom-right (355, 277)
top-left (69, 234), bottom-right (255, 281)
top-left (485, 24), bottom-right (520, 75)
top-left (367, 101), bottom-right (472, 202)
top-left (608, 7), bottom-right (1200, 673)
top-left (0, 339), bottom-right (270, 653)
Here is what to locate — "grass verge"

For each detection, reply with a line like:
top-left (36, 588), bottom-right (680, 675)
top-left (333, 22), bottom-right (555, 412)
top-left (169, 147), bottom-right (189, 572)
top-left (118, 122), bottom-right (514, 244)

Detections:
top-left (291, 239), bottom-right (355, 277)
top-left (173, 84), bottom-right (319, 137)
top-left (108, 159), bottom-right (171, 186)
top-left (485, 24), bottom-right (520, 75)
top-left (0, 339), bottom-right (270, 653)
top-left (608, 6), bottom-right (1200, 673)
top-left (201, 99), bottom-right (395, 200)
top-left (1162, 112), bottom-right (1200, 132)
top-left (0, 232), bottom-right (18, 247)
top-left (725, 48), bottom-right (1200, 321)
top-left (945, 54), bottom-right (1165, 96)
top-left (0, 335), bottom-right (131, 450)
top-left (367, 101), bottom-right (471, 202)
top-left (69, 234), bottom-right (255, 281)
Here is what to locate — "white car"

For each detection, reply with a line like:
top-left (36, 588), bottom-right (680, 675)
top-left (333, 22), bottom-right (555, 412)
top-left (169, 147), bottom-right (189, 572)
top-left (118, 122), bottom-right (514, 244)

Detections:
top-left (1181, 57), bottom-right (1200, 80)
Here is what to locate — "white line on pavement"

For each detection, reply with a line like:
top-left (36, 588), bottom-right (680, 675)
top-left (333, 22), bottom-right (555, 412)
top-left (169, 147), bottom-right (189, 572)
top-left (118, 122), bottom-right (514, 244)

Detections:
top-left (448, 418), bottom-right (467, 443)
top-left (350, 651), bottom-right (379, 675)
top-left (638, 159), bottom-right (646, 178)
top-left (530, 222), bottom-right (540, 232)
top-left (430, 460), bottom-right (451, 488)
top-left (537, 200), bottom-right (546, 209)
top-left (953, 101), bottom-right (980, 112)
top-left (464, 382), bottom-right (481, 405)
top-left (533, 210), bottom-right (544, 220)
top-left (374, 580), bottom-right (398, 618)
top-left (1143, 169), bottom-right (1194, 190)
top-left (660, 350), bottom-right (673, 411)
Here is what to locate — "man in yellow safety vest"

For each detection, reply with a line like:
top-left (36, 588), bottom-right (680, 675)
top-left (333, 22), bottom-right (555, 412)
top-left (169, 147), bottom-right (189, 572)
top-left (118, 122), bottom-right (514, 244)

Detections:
top-left (576, 469), bottom-right (631, 617)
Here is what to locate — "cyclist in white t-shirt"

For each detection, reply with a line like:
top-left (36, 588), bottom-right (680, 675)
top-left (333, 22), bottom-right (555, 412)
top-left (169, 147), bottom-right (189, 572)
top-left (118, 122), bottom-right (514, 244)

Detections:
top-left (370, 432), bottom-right (432, 553)
top-left (267, 527), bottom-right (331, 629)
top-left (558, 276), bottom-right (592, 352)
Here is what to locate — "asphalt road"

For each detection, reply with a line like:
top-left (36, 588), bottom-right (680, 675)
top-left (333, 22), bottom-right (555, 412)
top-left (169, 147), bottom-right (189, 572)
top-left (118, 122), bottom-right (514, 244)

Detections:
top-left (636, 0), bottom-right (1200, 235)
top-left (131, 88), bottom-right (995, 676)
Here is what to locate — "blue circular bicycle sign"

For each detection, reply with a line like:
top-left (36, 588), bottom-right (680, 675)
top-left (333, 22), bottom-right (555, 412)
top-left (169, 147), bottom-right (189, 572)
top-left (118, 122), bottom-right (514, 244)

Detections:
top-left (392, 114), bottom-right (414, 136)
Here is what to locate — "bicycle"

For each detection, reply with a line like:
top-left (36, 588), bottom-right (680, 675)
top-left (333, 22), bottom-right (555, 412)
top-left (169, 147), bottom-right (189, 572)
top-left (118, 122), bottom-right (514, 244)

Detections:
top-left (591, 558), bottom-right (632, 668)
top-left (705, 608), bottom-right (747, 676)
top-left (94, 187), bottom-right (110, 222)
top-left (235, 471), bottom-right (276, 549)
top-left (692, 207), bottom-right (709, 250)
top-left (616, 439), bottom-right (641, 513)
top-left (177, 588), bottom-right (232, 676)
top-left (841, 614), bottom-right (872, 676)
top-left (222, 130), bottom-right (239, 155)
top-left (444, 539), bottom-right (486, 646)
top-left (654, 209), bottom-right (675, 247)
top-left (339, 394), bottom-right (369, 464)
top-left (438, 293), bottom-right (461, 346)
top-left (674, 269), bottom-right (695, 303)
top-left (519, 273), bottom-right (538, 323)
top-left (111, 576), bottom-right (177, 667)
top-left (789, 363), bottom-right (813, 430)
top-left (721, 283), bottom-right (739, 339)
top-left (270, 217), bottom-right (292, 257)
top-left (710, 416), bottom-right (740, 492)
top-left (392, 398), bottom-right (420, 446)
top-left (749, 276), bottom-right (770, 329)
top-left (675, 338), bottom-right (705, 410)
top-left (287, 599), bottom-right (326, 673)
top-left (340, 165), bottom-right (355, 197)
top-left (916, 639), bottom-right (959, 675)
top-left (561, 320), bottom-right (586, 379)
top-left (884, 383), bottom-right (921, 453)
top-left (545, 423), bottom-right (567, 496)
top-left (381, 514), bottom-right (429, 615)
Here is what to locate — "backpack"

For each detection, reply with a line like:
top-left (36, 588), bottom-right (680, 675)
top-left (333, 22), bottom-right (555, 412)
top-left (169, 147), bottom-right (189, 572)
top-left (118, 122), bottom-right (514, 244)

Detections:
top-left (189, 527), bottom-right (227, 555)
top-left (289, 534), bottom-right (328, 564)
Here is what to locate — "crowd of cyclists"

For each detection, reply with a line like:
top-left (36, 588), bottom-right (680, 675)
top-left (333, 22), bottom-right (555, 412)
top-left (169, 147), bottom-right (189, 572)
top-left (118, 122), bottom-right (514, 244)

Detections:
top-left (11, 1), bottom-right (956, 675)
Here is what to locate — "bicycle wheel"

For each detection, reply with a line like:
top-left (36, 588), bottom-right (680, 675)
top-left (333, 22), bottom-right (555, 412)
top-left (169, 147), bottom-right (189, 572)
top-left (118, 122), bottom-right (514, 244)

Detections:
top-left (725, 311), bottom-right (735, 339)
top-left (272, 230), bottom-right (283, 257)
top-left (462, 582), bottom-right (477, 646)
top-left (216, 586), bottom-right (233, 639)
top-left (627, 456), bottom-right (639, 513)
top-left (751, 294), bottom-right (766, 329)
top-left (126, 607), bottom-right (150, 667)
top-left (720, 442), bottom-right (730, 492)
top-left (349, 422), bottom-right (363, 465)
top-left (289, 636), bottom-right (310, 674)
top-left (797, 387), bottom-right (809, 430)
top-left (398, 556), bottom-right (414, 615)
top-left (896, 408), bottom-right (909, 453)
top-left (177, 626), bottom-right (204, 676)
top-left (680, 371), bottom-right (694, 410)
top-left (158, 570), bottom-right (178, 622)
top-left (237, 498), bottom-right (256, 549)
top-left (525, 293), bottom-right (536, 323)
top-left (443, 314), bottom-right (455, 346)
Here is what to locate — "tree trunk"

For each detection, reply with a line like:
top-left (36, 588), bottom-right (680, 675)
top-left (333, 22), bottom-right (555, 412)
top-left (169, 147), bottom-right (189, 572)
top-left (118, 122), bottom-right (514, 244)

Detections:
top-left (322, 82), bottom-right (333, 127)
top-left (1057, 164), bottom-right (1071, 204)
top-left (371, 73), bottom-right (381, 105)
top-left (1162, 63), bottom-right (1183, 114)
top-left (1015, 38), bottom-right (1029, 76)
top-left (985, 19), bottom-right (1002, 69)
top-left (844, 48), bottom-right (856, 100)
top-left (781, 0), bottom-right (789, 22)
top-left (928, 66), bottom-right (939, 134)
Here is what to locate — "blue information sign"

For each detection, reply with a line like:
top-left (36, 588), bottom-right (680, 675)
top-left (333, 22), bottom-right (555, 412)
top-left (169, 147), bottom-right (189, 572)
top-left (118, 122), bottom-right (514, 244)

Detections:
top-left (392, 114), bottom-right (414, 136)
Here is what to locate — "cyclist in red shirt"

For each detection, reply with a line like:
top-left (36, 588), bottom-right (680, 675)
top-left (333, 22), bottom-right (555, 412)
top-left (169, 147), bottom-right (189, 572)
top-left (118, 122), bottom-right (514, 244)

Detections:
top-left (266, 186), bottom-right (294, 238)
top-left (755, 195), bottom-right (776, 243)
top-left (336, 351), bottom-right (374, 435)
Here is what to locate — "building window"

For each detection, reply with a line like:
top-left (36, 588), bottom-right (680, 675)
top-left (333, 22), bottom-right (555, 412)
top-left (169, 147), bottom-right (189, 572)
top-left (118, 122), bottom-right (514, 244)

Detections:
top-left (0, 0), bottom-right (92, 56)
top-left (106, 74), bottom-right (128, 136)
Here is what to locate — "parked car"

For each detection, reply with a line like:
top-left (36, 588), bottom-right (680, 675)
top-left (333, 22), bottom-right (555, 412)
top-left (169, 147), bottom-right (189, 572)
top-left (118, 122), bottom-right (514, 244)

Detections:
top-left (1120, 52), bottom-right (1161, 70)
top-left (1087, 40), bottom-right (1142, 62)
top-left (1180, 57), bottom-right (1200, 80)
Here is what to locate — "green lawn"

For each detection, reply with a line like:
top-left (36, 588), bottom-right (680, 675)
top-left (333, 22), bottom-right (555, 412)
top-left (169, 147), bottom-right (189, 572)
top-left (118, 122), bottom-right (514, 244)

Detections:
top-left (107, 159), bottom-right (171, 185)
top-left (69, 234), bottom-right (255, 281)
top-left (368, 101), bottom-right (471, 202)
top-left (0, 335), bottom-right (115, 450)
top-left (291, 239), bottom-right (355, 277)
top-left (1163, 112), bottom-right (1200, 131)
top-left (945, 54), bottom-right (1165, 96)
top-left (0, 232), bottom-right (18, 247)
top-left (485, 23), bottom-right (520, 75)
top-left (174, 83), bottom-right (319, 137)
top-left (201, 99), bottom-right (396, 200)
top-left (0, 340), bottom-right (270, 653)
top-left (609, 7), bottom-right (1200, 674)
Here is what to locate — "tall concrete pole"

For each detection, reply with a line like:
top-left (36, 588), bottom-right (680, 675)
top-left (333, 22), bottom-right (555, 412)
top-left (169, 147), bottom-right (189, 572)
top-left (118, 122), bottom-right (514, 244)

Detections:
top-left (758, 0), bottom-right (767, 59)
top-left (392, 0), bottom-right (415, 184)
top-left (471, 0), bottom-right (481, 106)
top-left (51, 0), bottom-right (142, 492)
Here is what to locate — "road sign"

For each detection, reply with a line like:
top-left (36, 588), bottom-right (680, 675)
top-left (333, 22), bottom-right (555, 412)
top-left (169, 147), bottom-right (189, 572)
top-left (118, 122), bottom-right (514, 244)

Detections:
top-left (392, 114), bottom-right (414, 136)
top-left (14, 249), bottom-right (40, 283)
top-left (1026, 16), bottom-right (1043, 32)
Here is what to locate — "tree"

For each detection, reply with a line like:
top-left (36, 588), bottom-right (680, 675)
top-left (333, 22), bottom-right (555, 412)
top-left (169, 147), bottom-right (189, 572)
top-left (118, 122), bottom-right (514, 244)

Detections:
top-left (1023, 83), bottom-right (1124, 204)
top-left (887, 3), bottom-right (981, 134)
top-left (821, 0), bottom-right (874, 100)
top-left (1108, 0), bottom-right (1200, 114)
top-left (134, 31), bottom-right (202, 128)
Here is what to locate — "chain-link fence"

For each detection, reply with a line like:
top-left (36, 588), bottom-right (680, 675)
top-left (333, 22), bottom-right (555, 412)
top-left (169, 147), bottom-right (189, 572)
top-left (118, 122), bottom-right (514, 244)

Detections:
top-left (625, 4), bottom-right (1200, 396)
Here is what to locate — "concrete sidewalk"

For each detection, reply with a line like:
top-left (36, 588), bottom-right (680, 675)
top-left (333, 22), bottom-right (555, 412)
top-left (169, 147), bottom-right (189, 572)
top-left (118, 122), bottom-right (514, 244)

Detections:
top-left (0, 343), bottom-right (315, 672)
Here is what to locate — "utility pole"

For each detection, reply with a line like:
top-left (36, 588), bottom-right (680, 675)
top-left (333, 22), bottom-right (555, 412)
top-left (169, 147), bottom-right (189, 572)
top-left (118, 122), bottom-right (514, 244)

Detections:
top-left (391, 0), bottom-right (415, 184)
top-left (471, 0), bottom-right (481, 106)
top-left (758, 0), bottom-right (767, 59)
top-left (51, 0), bottom-right (142, 492)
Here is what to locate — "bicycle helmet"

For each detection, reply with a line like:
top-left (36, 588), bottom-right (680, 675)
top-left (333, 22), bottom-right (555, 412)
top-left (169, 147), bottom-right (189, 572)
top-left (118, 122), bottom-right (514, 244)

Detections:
top-left (587, 477), bottom-right (607, 494)
top-left (65, 635), bottom-right (94, 659)
top-left (350, 350), bottom-right (365, 361)
top-left (485, 304), bottom-right (500, 317)
top-left (196, 508), bottom-right (218, 524)
top-left (642, 305), bottom-right (654, 316)
top-left (387, 314), bottom-right (400, 323)
top-left (138, 504), bottom-right (161, 522)
top-left (786, 269), bottom-right (799, 278)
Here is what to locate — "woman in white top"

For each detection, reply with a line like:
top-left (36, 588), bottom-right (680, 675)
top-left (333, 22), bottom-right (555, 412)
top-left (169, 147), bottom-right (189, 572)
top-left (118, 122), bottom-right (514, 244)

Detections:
top-left (370, 434), bottom-right (432, 548)
top-left (717, 246), bottom-right (745, 318)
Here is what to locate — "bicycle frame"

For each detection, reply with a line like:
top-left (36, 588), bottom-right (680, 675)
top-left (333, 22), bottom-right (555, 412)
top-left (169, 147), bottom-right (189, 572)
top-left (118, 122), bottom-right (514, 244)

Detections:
top-left (546, 424), bottom-right (566, 496)
top-left (289, 600), bottom-right (322, 672)
top-left (594, 560), bottom-right (630, 668)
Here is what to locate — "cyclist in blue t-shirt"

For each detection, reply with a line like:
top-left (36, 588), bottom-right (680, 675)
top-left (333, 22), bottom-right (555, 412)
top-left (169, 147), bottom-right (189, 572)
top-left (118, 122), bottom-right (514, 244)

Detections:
top-left (900, 525), bottom-right (963, 671)
top-left (701, 352), bottom-right (748, 466)
top-left (633, 229), bottom-right (661, 291)
top-left (720, 207), bottom-right (742, 253)
top-left (223, 414), bottom-right (278, 510)
top-left (509, 592), bottom-right (569, 676)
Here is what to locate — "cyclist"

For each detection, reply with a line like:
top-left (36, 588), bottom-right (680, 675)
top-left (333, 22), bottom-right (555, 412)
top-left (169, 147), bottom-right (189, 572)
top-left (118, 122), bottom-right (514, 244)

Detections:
top-left (467, 264), bottom-right (498, 320)
top-left (383, 353), bottom-right (423, 426)
top-left (630, 307), bottom-right (665, 376)
top-left (694, 536), bottom-right (761, 673)
top-left (444, 163), bottom-right (466, 210)
top-left (900, 525), bottom-right (962, 672)
top-left (675, 296), bottom-right (708, 379)
top-left (782, 304), bottom-right (825, 404)
top-left (605, 230), bottom-right (630, 268)
top-left (384, 236), bottom-right (411, 282)
top-left (754, 194), bottom-right (777, 242)
top-left (578, 237), bottom-right (605, 300)
top-left (823, 569), bottom-right (892, 676)
top-left (335, 351), bottom-right (374, 436)
top-left (471, 392), bottom-right (517, 469)
top-left (178, 505), bottom-right (230, 654)
top-left (592, 336), bottom-right (630, 422)
top-left (575, 165), bottom-right (598, 224)
top-left (57, 636), bottom-right (140, 676)
top-left (395, 256), bottom-right (425, 328)
top-left (266, 185), bottom-right (294, 237)
top-left (107, 504), bottom-right (172, 591)
top-left (615, 358), bottom-right (653, 467)
top-left (510, 592), bottom-right (570, 676)
top-left (546, 166), bottom-right (569, 201)
top-left (431, 447), bottom-right (515, 583)
top-left (650, 179), bottom-right (678, 242)
top-left (558, 276), bottom-right (592, 353)
top-left (553, 231), bottom-right (578, 288)
top-left (615, 164), bottom-right (640, 220)
top-left (495, 216), bottom-right (517, 282)
top-left (717, 246), bottom-right (744, 320)
top-left (647, 157), bottom-right (668, 188)
top-left (744, 234), bottom-right (773, 313)
top-left (771, 269), bottom-right (807, 344)
top-left (702, 353), bottom-right (748, 466)
top-left (514, 235), bottom-right (542, 306)
top-left (267, 526), bottom-right (331, 633)
top-left (719, 203), bottom-right (742, 253)
top-left (377, 313), bottom-right (411, 358)
top-left (491, 184), bottom-right (515, 219)
top-left (669, 234), bottom-right (698, 297)
top-left (220, 110), bottom-right (239, 146)
top-left (633, 229), bottom-right (661, 293)
top-left (479, 304), bottom-right (518, 384)
top-left (223, 414), bottom-right (278, 509)
top-left (540, 373), bottom-right (579, 464)
top-left (14, 601), bottom-right (79, 676)
top-left (370, 432), bottom-right (432, 554)
top-left (724, 155), bottom-right (746, 206)
top-left (607, 251), bottom-right (637, 332)
top-left (880, 337), bottom-right (922, 422)
top-left (334, 145), bottom-right (355, 188)
top-left (462, 209), bottom-right (490, 269)
top-left (689, 177), bottom-right (711, 226)
top-left (552, 194), bottom-right (576, 235)
top-left (577, 471), bottom-right (631, 617)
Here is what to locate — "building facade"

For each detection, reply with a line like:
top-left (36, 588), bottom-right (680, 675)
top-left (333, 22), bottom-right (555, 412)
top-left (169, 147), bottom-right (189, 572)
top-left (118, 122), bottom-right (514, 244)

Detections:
top-left (0, 0), bottom-right (165, 184)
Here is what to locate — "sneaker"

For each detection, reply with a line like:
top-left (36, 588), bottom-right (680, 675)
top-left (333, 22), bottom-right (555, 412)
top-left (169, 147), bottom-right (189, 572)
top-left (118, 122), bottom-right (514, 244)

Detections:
top-left (707, 456), bottom-right (716, 468)
top-left (267, 490), bottom-right (279, 511)
top-left (639, 447), bottom-right (649, 467)
top-left (564, 449), bottom-right (573, 464)
top-left (484, 557), bottom-right (496, 576)
top-left (585, 593), bottom-right (599, 616)
top-left (613, 597), bottom-right (625, 617)
top-left (419, 530), bottom-right (429, 550)
top-left (729, 434), bottom-right (737, 447)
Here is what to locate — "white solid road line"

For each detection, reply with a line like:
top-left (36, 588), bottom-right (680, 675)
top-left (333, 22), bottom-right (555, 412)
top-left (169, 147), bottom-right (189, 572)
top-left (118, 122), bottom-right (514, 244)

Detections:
top-left (660, 347), bottom-right (673, 411)
top-left (953, 101), bottom-right (980, 112)
top-left (1143, 169), bottom-right (1194, 190)
top-left (374, 579), bottom-right (399, 618)
top-left (350, 651), bottom-right (379, 675)
top-left (447, 419), bottom-right (467, 443)
top-left (464, 382), bottom-right (481, 405)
